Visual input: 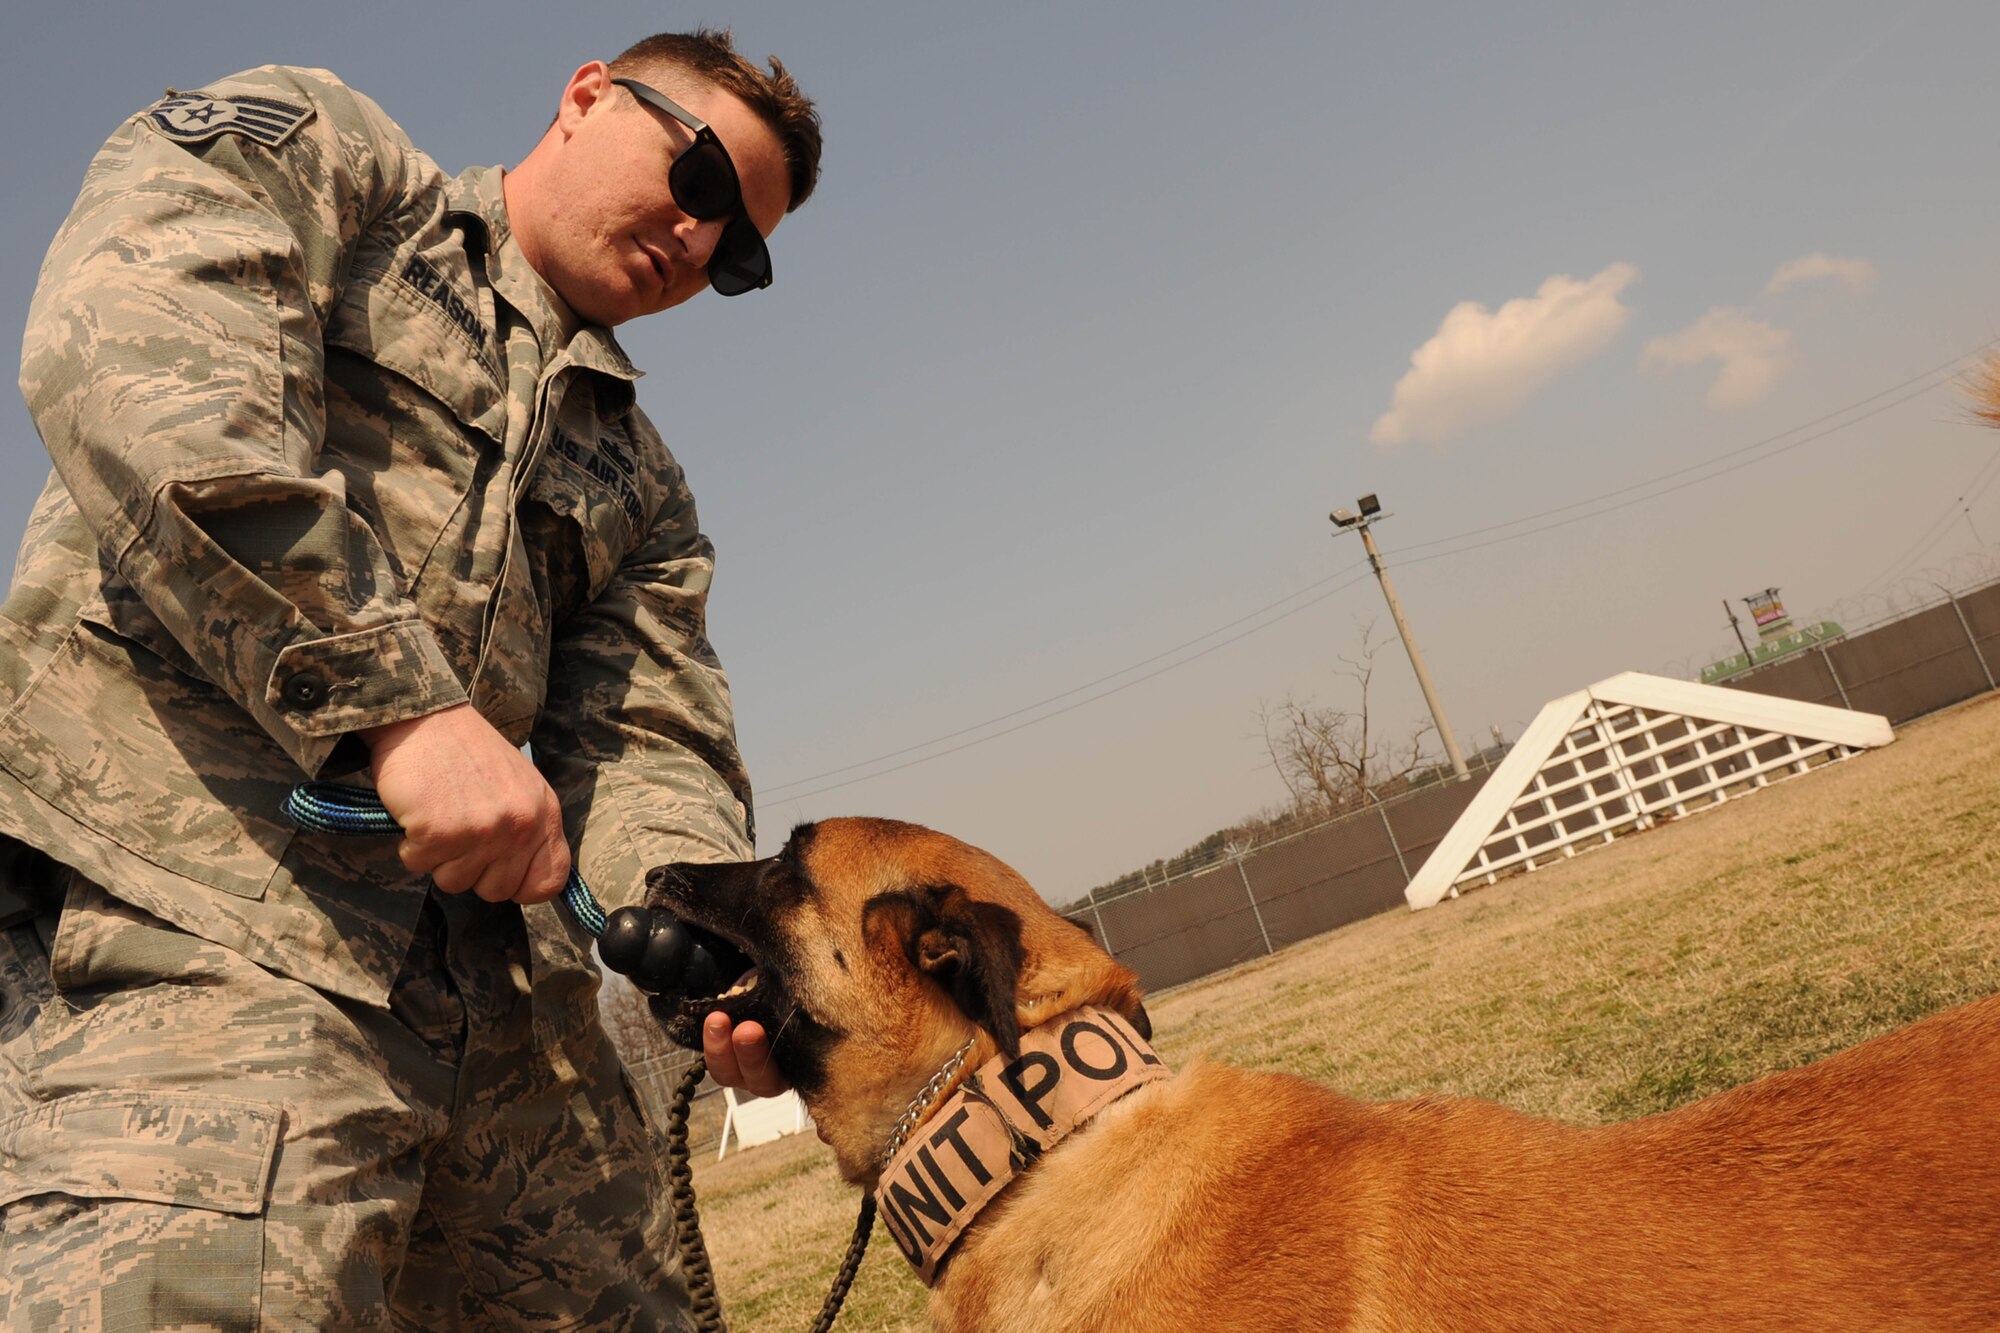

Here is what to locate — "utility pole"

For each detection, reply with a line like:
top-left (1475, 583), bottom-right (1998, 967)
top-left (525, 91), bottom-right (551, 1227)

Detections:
top-left (1723, 599), bottom-right (1755, 665)
top-left (1330, 495), bottom-right (1470, 779)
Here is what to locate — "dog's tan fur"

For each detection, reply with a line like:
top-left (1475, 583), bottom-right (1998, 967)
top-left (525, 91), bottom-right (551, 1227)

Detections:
top-left (651, 818), bottom-right (2000, 1332)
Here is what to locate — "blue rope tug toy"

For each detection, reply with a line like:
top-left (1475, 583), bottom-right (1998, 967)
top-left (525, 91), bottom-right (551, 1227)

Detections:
top-left (281, 782), bottom-right (744, 998)
top-left (282, 781), bottom-right (609, 935)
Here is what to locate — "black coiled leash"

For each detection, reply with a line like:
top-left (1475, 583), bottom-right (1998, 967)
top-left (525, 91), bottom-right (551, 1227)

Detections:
top-left (284, 782), bottom-right (873, 1332)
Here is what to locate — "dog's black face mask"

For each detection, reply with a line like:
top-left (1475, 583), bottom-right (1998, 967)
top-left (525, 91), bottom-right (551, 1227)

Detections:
top-left (617, 835), bottom-right (841, 1097)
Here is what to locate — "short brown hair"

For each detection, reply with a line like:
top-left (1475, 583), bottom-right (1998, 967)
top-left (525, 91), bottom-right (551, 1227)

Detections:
top-left (611, 28), bottom-right (822, 212)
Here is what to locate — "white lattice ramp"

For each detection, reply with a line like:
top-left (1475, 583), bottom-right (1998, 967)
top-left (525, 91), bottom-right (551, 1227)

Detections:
top-left (1404, 673), bottom-right (1892, 909)
top-left (716, 1088), bottom-right (811, 1159)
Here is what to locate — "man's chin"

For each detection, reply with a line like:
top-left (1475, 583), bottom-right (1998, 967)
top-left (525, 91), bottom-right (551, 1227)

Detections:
top-left (566, 291), bottom-right (645, 329)
top-left (546, 271), bottom-right (682, 329)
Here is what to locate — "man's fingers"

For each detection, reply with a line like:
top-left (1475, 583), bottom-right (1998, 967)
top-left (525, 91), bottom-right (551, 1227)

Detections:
top-left (424, 851), bottom-right (507, 899)
top-left (514, 837), bottom-right (568, 905)
top-left (731, 1022), bottom-right (787, 1097)
top-left (397, 835), bottom-right (445, 878)
top-left (423, 837), bottom-right (533, 902)
top-left (362, 706), bottom-right (571, 903)
top-left (702, 1012), bottom-right (743, 1087)
top-left (471, 867), bottom-right (526, 904)
top-left (386, 797), bottom-right (567, 904)
top-left (704, 1014), bottom-right (787, 1097)
top-left (401, 844), bottom-right (563, 904)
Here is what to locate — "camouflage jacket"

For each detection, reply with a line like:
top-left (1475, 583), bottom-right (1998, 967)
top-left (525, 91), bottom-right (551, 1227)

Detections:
top-left (2, 66), bottom-right (753, 1014)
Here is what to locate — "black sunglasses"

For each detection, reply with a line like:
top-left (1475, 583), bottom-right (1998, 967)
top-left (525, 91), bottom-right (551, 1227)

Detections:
top-left (611, 77), bottom-right (772, 296)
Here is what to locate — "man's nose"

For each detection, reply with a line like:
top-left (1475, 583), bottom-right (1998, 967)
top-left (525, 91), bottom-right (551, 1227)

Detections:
top-left (678, 215), bottom-right (727, 271)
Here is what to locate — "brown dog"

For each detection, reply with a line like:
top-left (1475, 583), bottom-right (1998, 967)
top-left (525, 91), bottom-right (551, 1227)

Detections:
top-left (642, 818), bottom-right (2000, 1332)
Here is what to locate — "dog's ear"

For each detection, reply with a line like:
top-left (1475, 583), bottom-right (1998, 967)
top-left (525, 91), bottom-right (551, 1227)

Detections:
top-left (884, 885), bottom-right (1026, 1057)
top-left (1130, 1001), bottom-right (1152, 1041)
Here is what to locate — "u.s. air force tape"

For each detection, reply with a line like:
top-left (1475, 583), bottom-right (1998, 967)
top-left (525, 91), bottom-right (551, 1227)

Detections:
top-left (144, 91), bottom-right (314, 148)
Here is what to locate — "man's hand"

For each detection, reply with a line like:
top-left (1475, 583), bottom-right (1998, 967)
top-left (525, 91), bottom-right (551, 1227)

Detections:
top-left (704, 1013), bottom-right (789, 1098)
top-left (360, 705), bottom-right (570, 904)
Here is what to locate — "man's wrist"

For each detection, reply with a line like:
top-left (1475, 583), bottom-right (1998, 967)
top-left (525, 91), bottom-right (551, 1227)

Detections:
top-left (357, 702), bottom-right (473, 754)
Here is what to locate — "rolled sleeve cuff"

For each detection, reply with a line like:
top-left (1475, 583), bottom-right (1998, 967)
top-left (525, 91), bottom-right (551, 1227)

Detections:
top-left (262, 620), bottom-right (469, 771)
top-left (562, 766), bottom-right (752, 916)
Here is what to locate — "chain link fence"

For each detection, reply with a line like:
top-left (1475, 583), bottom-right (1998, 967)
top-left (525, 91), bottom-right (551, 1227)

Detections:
top-left (1722, 579), bottom-right (2000, 722)
top-left (1066, 574), bottom-right (2000, 995)
top-left (1063, 767), bottom-right (1499, 992)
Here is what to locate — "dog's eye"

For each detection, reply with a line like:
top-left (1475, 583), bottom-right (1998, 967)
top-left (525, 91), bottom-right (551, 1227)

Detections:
top-left (832, 947), bottom-right (848, 971)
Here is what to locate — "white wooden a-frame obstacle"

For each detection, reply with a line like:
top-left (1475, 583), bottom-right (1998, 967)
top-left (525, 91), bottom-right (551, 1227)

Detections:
top-left (716, 1087), bottom-right (811, 1160)
top-left (1405, 672), bottom-right (1893, 909)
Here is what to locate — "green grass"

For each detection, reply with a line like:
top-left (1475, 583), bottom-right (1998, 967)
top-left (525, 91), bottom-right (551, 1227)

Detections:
top-left (682, 693), bottom-right (2000, 1331)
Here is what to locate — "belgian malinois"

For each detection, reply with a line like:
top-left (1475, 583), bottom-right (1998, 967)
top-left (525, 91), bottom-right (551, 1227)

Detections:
top-left (631, 817), bottom-right (2000, 1332)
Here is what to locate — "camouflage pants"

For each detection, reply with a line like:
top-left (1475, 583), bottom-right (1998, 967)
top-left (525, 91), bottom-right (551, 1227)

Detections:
top-left (0, 871), bottom-right (692, 1331)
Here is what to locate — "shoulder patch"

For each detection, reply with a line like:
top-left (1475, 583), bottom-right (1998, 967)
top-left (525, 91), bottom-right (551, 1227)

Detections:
top-left (144, 91), bottom-right (314, 149)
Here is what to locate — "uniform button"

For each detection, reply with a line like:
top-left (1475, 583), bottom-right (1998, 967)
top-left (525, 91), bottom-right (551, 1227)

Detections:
top-left (282, 671), bottom-right (329, 710)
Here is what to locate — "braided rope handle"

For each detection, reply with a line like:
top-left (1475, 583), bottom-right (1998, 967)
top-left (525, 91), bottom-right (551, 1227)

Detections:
top-left (664, 1058), bottom-right (728, 1331)
top-left (663, 1055), bottom-right (874, 1333)
top-left (810, 1194), bottom-right (875, 1333)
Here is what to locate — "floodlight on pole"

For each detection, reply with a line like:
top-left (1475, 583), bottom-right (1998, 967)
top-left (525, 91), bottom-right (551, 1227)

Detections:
top-left (1330, 496), bottom-right (1471, 779)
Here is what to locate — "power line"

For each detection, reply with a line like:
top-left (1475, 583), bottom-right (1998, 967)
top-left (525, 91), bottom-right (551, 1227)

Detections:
top-left (758, 561), bottom-right (1370, 796)
top-left (1859, 447), bottom-right (2000, 594)
top-left (1388, 339), bottom-right (1996, 558)
top-left (763, 567), bottom-right (1378, 804)
top-left (1388, 367), bottom-right (1968, 571)
top-left (760, 339), bottom-right (1999, 800)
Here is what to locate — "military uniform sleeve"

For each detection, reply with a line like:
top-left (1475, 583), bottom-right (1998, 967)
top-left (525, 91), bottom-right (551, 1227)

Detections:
top-left (17, 66), bottom-right (469, 773)
top-left (533, 437), bottom-right (754, 911)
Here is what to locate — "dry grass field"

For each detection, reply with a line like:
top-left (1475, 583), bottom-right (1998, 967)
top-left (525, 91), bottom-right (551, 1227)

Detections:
top-left (682, 693), bottom-right (2000, 1332)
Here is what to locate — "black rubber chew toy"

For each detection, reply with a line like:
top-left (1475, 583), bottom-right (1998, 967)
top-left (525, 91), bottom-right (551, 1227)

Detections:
top-left (598, 905), bottom-right (744, 1000)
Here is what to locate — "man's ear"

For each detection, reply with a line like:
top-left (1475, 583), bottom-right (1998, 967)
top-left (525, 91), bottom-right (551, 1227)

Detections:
top-left (898, 885), bottom-right (1026, 1057)
top-left (557, 60), bottom-right (613, 135)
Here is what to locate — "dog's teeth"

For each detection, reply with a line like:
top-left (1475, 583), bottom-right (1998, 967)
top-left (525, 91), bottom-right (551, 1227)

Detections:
top-left (719, 968), bottom-right (760, 999)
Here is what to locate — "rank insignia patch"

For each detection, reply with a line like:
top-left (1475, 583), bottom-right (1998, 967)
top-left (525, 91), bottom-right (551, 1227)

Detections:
top-left (144, 92), bottom-right (314, 148)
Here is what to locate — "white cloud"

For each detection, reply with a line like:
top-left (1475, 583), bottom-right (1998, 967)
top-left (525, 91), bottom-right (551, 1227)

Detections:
top-left (1765, 252), bottom-right (1877, 295)
top-left (1642, 307), bottom-right (1793, 409)
top-left (1370, 262), bottom-right (1639, 447)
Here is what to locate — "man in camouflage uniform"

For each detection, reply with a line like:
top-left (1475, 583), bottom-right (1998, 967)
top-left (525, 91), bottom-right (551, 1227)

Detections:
top-left (0, 29), bottom-right (817, 1329)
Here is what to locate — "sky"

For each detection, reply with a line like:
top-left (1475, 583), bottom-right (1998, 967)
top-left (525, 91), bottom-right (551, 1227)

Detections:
top-left (5, 1), bottom-right (1999, 905)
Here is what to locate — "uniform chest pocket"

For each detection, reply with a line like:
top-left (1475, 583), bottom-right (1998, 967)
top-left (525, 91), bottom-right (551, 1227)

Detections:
top-left (324, 238), bottom-right (506, 432)
top-left (528, 432), bottom-right (644, 599)
top-left (320, 255), bottom-right (509, 590)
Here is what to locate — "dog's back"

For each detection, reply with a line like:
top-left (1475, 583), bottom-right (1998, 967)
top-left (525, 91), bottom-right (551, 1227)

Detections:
top-left (940, 993), bottom-right (2000, 1332)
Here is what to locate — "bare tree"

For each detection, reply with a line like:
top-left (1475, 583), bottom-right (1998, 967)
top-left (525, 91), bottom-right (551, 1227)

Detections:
top-left (1257, 620), bottom-right (1437, 817)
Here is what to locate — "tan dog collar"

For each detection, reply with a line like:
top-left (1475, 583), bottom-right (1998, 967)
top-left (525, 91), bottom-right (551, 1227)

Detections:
top-left (873, 1006), bottom-right (1171, 1284)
